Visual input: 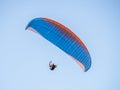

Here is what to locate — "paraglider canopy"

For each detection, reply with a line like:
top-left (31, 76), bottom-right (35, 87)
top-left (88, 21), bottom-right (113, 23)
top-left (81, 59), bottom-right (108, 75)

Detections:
top-left (26, 17), bottom-right (91, 72)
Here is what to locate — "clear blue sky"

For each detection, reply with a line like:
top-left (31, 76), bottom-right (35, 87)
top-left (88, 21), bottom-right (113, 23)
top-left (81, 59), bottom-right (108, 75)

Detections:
top-left (0, 0), bottom-right (120, 90)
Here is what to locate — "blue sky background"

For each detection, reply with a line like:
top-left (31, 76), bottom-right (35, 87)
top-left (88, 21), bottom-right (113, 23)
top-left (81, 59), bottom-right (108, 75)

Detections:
top-left (0, 0), bottom-right (120, 90)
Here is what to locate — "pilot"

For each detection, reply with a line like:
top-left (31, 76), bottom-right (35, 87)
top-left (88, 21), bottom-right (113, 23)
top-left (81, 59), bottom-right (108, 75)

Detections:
top-left (49, 61), bottom-right (57, 70)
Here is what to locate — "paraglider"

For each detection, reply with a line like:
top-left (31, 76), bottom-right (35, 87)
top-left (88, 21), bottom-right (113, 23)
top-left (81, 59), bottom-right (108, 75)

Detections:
top-left (26, 17), bottom-right (91, 72)
top-left (49, 61), bottom-right (57, 70)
